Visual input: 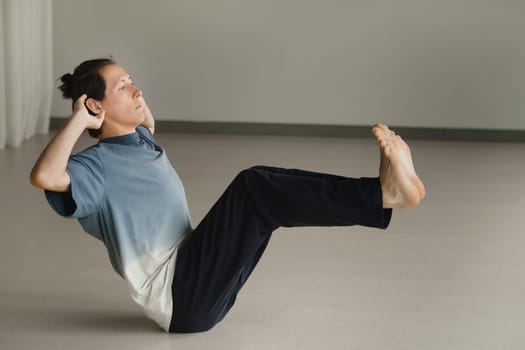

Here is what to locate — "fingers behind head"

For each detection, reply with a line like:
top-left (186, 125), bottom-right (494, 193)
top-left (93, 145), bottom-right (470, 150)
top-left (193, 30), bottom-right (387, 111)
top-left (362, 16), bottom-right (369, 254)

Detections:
top-left (77, 94), bottom-right (87, 104)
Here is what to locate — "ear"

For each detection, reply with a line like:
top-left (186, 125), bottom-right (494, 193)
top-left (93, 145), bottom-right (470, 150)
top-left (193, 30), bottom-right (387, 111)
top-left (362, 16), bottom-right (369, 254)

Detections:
top-left (85, 97), bottom-right (103, 115)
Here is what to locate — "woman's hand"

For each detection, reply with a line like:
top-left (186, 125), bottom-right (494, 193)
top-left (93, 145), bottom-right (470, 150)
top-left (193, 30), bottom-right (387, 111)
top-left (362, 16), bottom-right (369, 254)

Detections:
top-left (72, 94), bottom-right (105, 130)
top-left (140, 98), bottom-right (155, 134)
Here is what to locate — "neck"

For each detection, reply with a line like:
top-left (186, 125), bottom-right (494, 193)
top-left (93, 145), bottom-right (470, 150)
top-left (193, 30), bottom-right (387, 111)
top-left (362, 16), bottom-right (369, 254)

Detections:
top-left (98, 123), bottom-right (137, 140)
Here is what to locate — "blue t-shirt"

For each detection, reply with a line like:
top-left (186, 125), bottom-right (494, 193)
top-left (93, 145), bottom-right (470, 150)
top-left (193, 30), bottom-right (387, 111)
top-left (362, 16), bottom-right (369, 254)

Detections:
top-left (45, 126), bottom-right (192, 331)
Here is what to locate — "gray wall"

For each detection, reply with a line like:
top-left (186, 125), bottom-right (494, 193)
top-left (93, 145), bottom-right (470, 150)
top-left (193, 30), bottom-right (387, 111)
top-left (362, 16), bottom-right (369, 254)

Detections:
top-left (52, 0), bottom-right (525, 130)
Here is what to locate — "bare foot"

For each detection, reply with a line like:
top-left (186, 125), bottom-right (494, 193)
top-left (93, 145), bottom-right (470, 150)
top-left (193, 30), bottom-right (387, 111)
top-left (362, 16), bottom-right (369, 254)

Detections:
top-left (372, 123), bottom-right (426, 208)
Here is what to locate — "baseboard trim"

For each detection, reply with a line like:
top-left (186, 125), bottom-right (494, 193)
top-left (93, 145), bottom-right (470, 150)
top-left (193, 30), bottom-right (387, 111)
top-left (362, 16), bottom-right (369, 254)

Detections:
top-left (50, 118), bottom-right (525, 143)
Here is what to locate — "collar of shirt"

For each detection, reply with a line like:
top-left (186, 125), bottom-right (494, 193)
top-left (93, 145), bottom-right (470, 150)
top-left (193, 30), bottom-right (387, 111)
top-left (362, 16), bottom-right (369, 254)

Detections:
top-left (98, 131), bottom-right (141, 146)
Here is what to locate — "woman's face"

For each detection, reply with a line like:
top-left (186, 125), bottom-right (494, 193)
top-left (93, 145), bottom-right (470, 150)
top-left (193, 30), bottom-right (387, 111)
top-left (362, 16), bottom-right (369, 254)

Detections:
top-left (99, 64), bottom-right (145, 129)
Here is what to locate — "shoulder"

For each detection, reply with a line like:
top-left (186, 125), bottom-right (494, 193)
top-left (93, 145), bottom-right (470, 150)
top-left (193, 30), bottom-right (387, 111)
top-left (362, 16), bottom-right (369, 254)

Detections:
top-left (71, 144), bottom-right (103, 161)
top-left (68, 144), bottom-right (105, 174)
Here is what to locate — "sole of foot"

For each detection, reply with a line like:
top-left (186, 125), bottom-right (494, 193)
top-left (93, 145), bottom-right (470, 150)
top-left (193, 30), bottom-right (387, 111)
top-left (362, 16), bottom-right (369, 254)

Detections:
top-left (372, 123), bottom-right (425, 208)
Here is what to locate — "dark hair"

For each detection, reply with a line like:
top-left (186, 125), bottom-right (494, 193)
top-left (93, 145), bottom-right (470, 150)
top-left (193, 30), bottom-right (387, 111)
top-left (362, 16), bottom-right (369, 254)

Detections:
top-left (58, 58), bottom-right (116, 138)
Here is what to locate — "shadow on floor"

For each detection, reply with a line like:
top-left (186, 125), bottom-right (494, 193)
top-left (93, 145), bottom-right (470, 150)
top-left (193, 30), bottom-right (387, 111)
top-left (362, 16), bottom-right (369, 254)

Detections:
top-left (2, 299), bottom-right (162, 334)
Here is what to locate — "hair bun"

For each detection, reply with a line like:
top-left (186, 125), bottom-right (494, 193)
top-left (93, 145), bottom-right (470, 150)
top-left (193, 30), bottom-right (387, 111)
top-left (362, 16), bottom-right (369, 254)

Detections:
top-left (57, 58), bottom-right (115, 106)
top-left (58, 73), bottom-right (74, 99)
top-left (62, 72), bottom-right (74, 83)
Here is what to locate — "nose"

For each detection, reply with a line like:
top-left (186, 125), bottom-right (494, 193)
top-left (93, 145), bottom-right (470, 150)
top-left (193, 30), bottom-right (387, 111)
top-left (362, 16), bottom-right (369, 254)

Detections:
top-left (133, 85), bottom-right (142, 98)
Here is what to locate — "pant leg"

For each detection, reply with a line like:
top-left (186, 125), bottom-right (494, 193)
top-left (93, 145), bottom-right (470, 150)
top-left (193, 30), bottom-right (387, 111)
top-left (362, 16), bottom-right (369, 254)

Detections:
top-left (169, 166), bottom-right (392, 333)
top-left (241, 165), bottom-right (391, 229)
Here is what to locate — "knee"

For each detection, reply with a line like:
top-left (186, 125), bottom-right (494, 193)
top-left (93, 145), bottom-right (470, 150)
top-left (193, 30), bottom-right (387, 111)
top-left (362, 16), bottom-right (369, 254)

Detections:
top-left (237, 166), bottom-right (269, 180)
top-left (240, 166), bottom-right (262, 174)
top-left (235, 166), bottom-right (260, 184)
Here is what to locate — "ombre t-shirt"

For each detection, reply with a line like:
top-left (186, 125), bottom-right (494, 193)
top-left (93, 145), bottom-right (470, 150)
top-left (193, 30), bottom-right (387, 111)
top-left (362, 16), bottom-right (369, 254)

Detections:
top-left (45, 125), bottom-right (192, 331)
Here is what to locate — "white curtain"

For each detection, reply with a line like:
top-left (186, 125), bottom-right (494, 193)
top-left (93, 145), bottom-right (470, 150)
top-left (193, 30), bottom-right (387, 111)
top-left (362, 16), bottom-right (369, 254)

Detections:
top-left (0, 0), bottom-right (53, 149)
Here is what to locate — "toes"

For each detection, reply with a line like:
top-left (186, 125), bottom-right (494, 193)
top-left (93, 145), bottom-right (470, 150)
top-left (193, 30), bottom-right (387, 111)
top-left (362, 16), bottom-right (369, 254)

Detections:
top-left (376, 123), bottom-right (392, 134)
top-left (372, 127), bottom-right (383, 138)
top-left (383, 144), bottom-right (391, 157)
top-left (373, 127), bottom-right (389, 141)
top-left (373, 124), bottom-right (396, 140)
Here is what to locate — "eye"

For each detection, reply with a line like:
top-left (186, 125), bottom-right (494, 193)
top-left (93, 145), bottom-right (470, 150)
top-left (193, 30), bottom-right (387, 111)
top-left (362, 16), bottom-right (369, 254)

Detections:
top-left (118, 85), bottom-right (125, 91)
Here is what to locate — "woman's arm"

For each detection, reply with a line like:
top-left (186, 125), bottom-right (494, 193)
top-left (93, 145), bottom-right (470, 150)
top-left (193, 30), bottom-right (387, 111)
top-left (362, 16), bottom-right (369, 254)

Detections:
top-left (30, 95), bottom-right (105, 192)
top-left (141, 100), bottom-right (155, 135)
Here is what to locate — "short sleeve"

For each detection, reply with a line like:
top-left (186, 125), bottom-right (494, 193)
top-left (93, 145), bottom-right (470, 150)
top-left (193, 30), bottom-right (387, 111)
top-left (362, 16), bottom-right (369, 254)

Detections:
top-left (45, 147), bottom-right (105, 218)
top-left (44, 190), bottom-right (77, 217)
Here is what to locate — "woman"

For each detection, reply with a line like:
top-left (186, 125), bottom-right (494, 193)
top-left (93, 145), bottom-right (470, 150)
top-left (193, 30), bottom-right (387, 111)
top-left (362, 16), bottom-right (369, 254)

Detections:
top-left (30, 58), bottom-right (425, 333)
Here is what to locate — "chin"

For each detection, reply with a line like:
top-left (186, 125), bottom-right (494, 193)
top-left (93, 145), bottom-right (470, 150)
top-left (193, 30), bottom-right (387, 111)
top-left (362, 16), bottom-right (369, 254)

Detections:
top-left (130, 113), bottom-right (145, 125)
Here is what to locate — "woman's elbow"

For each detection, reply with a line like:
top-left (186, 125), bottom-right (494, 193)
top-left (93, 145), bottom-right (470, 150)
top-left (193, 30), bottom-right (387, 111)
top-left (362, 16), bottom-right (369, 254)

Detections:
top-left (30, 169), bottom-right (48, 189)
top-left (29, 170), bottom-right (69, 191)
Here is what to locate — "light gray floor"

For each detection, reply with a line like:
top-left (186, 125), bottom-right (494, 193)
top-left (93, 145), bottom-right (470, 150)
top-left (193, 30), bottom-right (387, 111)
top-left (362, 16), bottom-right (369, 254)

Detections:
top-left (1, 131), bottom-right (525, 350)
